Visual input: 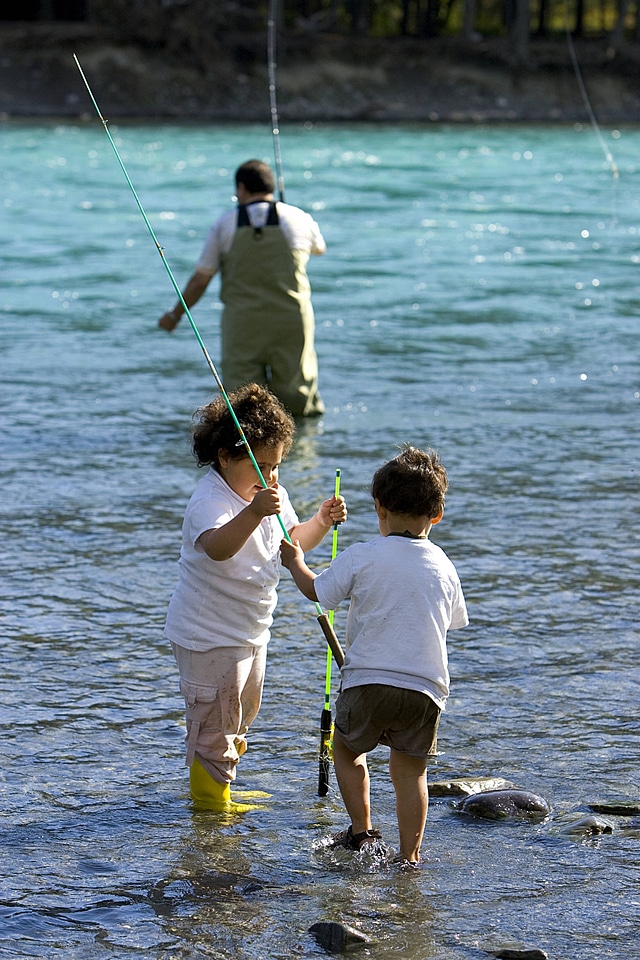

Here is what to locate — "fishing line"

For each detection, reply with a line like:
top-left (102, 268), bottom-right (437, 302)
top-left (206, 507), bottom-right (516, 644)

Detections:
top-left (563, 3), bottom-right (618, 181)
top-left (74, 55), bottom-right (265, 491)
top-left (263, 7), bottom-right (344, 665)
top-left (267, 0), bottom-right (286, 201)
top-left (73, 54), bottom-right (343, 663)
top-left (318, 469), bottom-right (340, 797)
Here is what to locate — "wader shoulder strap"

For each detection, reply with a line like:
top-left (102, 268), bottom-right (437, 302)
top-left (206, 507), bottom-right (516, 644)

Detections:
top-left (237, 202), bottom-right (280, 237)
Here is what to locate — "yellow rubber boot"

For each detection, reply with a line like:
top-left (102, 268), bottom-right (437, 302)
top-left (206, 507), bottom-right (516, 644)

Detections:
top-left (190, 758), bottom-right (231, 810)
top-left (189, 758), bottom-right (266, 813)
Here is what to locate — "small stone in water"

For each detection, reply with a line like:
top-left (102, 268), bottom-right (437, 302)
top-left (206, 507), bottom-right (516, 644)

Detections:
top-left (429, 776), bottom-right (515, 797)
top-left (309, 921), bottom-right (373, 952)
top-left (588, 800), bottom-right (640, 816)
top-left (558, 815), bottom-right (613, 836)
top-left (487, 949), bottom-right (549, 960)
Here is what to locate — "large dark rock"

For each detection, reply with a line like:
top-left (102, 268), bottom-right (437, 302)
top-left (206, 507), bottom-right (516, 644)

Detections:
top-left (458, 789), bottom-right (551, 821)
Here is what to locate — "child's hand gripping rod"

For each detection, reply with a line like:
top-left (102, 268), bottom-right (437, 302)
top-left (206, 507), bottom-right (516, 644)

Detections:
top-left (74, 55), bottom-right (345, 668)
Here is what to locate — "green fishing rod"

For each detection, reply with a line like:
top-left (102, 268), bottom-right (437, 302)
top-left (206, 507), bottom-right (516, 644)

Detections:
top-left (73, 54), bottom-right (343, 667)
top-left (318, 469), bottom-right (341, 796)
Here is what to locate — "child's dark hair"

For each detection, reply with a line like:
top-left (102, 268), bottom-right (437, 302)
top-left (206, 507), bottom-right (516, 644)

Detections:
top-left (371, 445), bottom-right (448, 519)
top-left (192, 383), bottom-right (296, 469)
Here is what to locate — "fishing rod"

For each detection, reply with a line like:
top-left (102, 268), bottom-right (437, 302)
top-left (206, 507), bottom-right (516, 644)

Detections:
top-left (318, 469), bottom-right (340, 797)
top-left (263, 7), bottom-right (345, 665)
top-left (73, 54), bottom-right (343, 666)
top-left (267, 0), bottom-right (286, 201)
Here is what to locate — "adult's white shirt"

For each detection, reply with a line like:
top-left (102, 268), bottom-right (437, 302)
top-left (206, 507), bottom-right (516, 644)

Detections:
top-left (195, 201), bottom-right (326, 278)
top-left (313, 535), bottom-right (469, 709)
top-left (165, 468), bottom-right (298, 651)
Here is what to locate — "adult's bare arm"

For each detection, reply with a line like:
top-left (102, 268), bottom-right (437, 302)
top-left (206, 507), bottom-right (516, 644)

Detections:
top-left (158, 270), bottom-right (212, 331)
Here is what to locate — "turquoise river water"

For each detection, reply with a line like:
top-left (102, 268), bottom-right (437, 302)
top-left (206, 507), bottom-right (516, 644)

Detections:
top-left (1, 119), bottom-right (638, 959)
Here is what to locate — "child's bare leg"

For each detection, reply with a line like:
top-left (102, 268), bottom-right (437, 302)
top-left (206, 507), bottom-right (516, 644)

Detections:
top-left (389, 749), bottom-right (428, 862)
top-left (332, 731), bottom-right (371, 834)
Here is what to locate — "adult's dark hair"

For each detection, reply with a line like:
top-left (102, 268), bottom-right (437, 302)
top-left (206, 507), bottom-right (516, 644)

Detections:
top-left (235, 159), bottom-right (275, 196)
top-left (371, 445), bottom-right (448, 519)
top-left (192, 383), bottom-right (295, 469)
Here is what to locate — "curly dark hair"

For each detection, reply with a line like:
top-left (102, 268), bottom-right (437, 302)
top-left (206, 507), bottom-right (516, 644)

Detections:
top-left (192, 383), bottom-right (296, 469)
top-left (371, 445), bottom-right (448, 519)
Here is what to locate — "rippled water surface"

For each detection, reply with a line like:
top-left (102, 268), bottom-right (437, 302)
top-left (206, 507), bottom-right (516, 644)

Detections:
top-left (1, 118), bottom-right (639, 960)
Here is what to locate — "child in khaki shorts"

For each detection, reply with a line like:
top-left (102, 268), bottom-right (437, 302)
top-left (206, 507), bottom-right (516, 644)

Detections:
top-left (281, 445), bottom-right (468, 865)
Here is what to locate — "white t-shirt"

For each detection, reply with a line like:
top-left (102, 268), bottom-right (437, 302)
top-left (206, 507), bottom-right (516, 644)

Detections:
top-left (313, 535), bottom-right (468, 709)
top-left (164, 468), bottom-right (298, 651)
top-left (196, 201), bottom-right (326, 277)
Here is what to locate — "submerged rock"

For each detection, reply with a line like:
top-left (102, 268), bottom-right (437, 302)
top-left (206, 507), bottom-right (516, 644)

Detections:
top-left (430, 776), bottom-right (515, 798)
top-left (486, 949), bottom-right (549, 960)
top-left (459, 789), bottom-right (551, 821)
top-left (148, 871), bottom-right (265, 907)
top-left (556, 815), bottom-right (614, 837)
top-left (588, 800), bottom-right (640, 816)
top-left (309, 921), bottom-right (373, 953)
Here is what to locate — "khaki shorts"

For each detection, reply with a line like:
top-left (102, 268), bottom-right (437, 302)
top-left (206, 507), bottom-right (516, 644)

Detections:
top-left (335, 684), bottom-right (441, 760)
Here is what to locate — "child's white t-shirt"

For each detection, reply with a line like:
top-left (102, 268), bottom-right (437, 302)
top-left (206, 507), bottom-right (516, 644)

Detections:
top-left (313, 534), bottom-right (468, 710)
top-left (164, 468), bottom-right (298, 651)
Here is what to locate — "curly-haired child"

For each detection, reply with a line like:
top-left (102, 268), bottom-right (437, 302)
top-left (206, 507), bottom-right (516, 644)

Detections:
top-left (164, 383), bottom-right (346, 809)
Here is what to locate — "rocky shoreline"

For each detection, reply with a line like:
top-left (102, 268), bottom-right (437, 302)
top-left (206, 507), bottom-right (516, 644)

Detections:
top-left (2, 22), bottom-right (640, 124)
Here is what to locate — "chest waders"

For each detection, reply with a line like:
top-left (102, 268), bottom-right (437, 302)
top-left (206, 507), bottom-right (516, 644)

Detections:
top-left (220, 203), bottom-right (324, 417)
